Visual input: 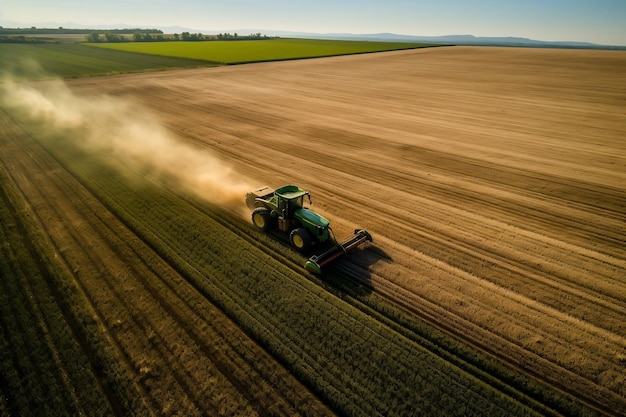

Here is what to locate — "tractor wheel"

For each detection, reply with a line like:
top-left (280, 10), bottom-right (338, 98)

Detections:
top-left (290, 227), bottom-right (312, 252)
top-left (252, 207), bottom-right (273, 232)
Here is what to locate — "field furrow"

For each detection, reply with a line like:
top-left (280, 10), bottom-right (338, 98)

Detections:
top-left (1, 108), bottom-right (547, 417)
top-left (0, 111), bottom-right (334, 417)
top-left (62, 46), bottom-right (625, 414)
top-left (2, 45), bottom-right (624, 416)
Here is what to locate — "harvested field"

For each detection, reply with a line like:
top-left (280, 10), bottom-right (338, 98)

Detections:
top-left (1, 46), bottom-right (625, 416)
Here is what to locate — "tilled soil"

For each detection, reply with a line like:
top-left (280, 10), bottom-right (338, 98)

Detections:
top-left (3, 45), bottom-right (625, 415)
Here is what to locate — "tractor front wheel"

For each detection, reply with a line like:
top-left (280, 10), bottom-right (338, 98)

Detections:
top-left (290, 228), bottom-right (312, 252)
top-left (252, 208), bottom-right (273, 232)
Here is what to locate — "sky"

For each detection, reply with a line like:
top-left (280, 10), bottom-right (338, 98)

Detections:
top-left (1, 0), bottom-right (625, 46)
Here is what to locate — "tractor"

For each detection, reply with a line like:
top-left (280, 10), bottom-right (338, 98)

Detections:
top-left (246, 184), bottom-right (372, 273)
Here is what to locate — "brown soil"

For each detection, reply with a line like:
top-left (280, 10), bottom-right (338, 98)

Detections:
top-left (3, 46), bottom-right (625, 414)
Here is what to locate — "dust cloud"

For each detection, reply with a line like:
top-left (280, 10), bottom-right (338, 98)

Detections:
top-left (0, 71), bottom-right (254, 210)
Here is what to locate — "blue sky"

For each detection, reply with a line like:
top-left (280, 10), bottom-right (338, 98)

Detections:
top-left (1, 0), bottom-right (625, 45)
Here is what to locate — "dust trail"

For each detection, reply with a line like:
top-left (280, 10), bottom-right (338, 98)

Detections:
top-left (0, 70), bottom-right (254, 211)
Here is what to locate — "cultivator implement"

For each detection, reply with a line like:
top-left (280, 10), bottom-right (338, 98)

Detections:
top-left (305, 229), bottom-right (372, 274)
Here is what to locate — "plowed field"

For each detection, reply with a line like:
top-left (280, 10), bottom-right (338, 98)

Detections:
top-left (1, 46), bottom-right (625, 416)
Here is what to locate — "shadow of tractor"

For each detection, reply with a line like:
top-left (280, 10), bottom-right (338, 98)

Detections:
top-left (259, 224), bottom-right (391, 298)
top-left (314, 243), bottom-right (391, 298)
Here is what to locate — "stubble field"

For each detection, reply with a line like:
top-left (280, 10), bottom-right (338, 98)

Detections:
top-left (1, 46), bottom-right (625, 416)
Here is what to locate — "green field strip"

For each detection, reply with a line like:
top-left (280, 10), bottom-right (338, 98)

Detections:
top-left (0, 43), bottom-right (218, 79)
top-left (1, 40), bottom-right (436, 80)
top-left (86, 38), bottom-right (436, 64)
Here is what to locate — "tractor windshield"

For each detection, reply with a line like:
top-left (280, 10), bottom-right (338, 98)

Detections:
top-left (292, 196), bottom-right (304, 209)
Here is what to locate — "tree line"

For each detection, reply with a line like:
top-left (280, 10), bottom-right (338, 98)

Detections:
top-left (0, 27), bottom-right (272, 44)
top-left (0, 35), bottom-right (50, 43)
top-left (0, 27), bottom-right (163, 43)
top-left (0, 27), bottom-right (162, 35)
top-left (87, 31), bottom-right (271, 43)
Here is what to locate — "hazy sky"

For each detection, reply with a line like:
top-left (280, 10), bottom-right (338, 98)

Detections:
top-left (1, 0), bottom-right (625, 45)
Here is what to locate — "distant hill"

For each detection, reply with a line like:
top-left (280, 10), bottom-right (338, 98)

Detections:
top-left (262, 31), bottom-right (625, 50)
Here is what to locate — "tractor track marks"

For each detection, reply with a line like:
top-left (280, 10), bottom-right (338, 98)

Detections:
top-left (0, 189), bottom-right (95, 417)
top-left (343, 251), bottom-right (625, 415)
top-left (184, 178), bottom-right (624, 415)
top-left (0, 111), bottom-right (156, 417)
top-left (334, 259), bottom-right (622, 416)
top-left (88, 47), bottom-right (625, 413)
top-left (0, 111), bottom-right (330, 417)
top-left (3, 46), bottom-right (625, 415)
top-left (69, 46), bottom-right (624, 413)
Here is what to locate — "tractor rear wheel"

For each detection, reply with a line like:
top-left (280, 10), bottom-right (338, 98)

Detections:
top-left (252, 207), bottom-right (273, 232)
top-left (290, 227), bottom-right (312, 252)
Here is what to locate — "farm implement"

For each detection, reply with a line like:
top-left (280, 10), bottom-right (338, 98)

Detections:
top-left (246, 185), bottom-right (372, 273)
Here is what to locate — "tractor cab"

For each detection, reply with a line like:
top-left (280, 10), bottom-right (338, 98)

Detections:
top-left (246, 184), bottom-right (330, 251)
top-left (273, 186), bottom-right (329, 242)
top-left (274, 185), bottom-right (310, 216)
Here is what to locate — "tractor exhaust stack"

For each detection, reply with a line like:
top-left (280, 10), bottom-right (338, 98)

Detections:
top-left (305, 229), bottom-right (372, 274)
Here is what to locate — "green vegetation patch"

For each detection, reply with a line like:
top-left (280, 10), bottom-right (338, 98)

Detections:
top-left (86, 38), bottom-right (435, 64)
top-left (0, 164), bottom-right (141, 416)
top-left (0, 43), bottom-right (216, 79)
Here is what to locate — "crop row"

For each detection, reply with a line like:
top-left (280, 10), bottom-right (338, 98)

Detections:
top-left (0, 163), bottom-right (146, 416)
top-left (30, 124), bottom-right (547, 416)
top-left (8, 100), bottom-right (613, 416)
top-left (4, 94), bottom-right (612, 416)
top-left (1, 114), bottom-right (337, 416)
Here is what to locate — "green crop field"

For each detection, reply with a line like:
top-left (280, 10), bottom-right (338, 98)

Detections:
top-left (0, 43), bottom-right (216, 79)
top-left (85, 38), bottom-right (435, 64)
top-left (1, 39), bottom-right (435, 79)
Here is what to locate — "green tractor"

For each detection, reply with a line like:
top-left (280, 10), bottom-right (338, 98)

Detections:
top-left (246, 185), bottom-right (372, 273)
